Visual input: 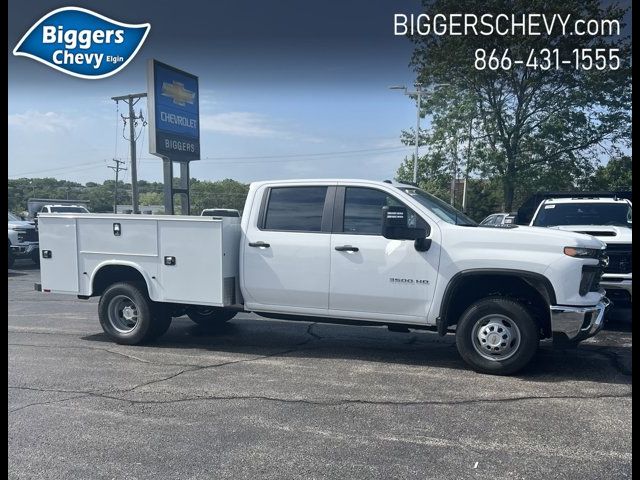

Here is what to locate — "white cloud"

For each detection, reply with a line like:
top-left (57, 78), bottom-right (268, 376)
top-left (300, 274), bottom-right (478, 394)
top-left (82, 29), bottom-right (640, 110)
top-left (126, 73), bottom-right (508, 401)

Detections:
top-left (200, 111), bottom-right (286, 138)
top-left (200, 111), bottom-right (323, 143)
top-left (8, 110), bottom-right (75, 132)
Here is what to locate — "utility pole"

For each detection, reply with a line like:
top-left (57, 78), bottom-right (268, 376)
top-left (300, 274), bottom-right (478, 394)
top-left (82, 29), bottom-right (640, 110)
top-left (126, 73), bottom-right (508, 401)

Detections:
top-left (389, 82), bottom-right (449, 185)
top-left (462, 117), bottom-right (473, 213)
top-left (111, 93), bottom-right (147, 214)
top-left (414, 86), bottom-right (422, 184)
top-left (107, 159), bottom-right (127, 213)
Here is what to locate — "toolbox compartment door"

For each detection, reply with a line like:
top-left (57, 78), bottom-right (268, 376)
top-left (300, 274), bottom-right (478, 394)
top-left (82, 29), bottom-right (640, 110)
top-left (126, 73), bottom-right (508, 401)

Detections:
top-left (158, 219), bottom-right (225, 305)
top-left (38, 216), bottom-right (79, 293)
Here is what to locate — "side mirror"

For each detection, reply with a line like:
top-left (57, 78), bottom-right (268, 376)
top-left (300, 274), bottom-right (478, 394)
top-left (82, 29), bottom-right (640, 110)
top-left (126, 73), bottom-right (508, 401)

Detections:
top-left (381, 206), bottom-right (429, 240)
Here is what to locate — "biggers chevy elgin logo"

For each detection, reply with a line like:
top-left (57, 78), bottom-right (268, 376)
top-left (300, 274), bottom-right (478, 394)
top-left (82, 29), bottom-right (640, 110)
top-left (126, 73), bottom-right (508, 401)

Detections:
top-left (13, 7), bottom-right (150, 79)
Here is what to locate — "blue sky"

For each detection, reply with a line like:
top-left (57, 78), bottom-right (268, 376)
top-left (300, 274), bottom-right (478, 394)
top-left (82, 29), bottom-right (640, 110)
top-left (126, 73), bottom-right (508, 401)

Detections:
top-left (8, 0), bottom-right (425, 184)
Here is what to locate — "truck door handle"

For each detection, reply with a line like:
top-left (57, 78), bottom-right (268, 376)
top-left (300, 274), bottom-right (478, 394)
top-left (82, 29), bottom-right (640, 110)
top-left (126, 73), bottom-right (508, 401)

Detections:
top-left (248, 241), bottom-right (270, 248)
top-left (335, 245), bottom-right (359, 252)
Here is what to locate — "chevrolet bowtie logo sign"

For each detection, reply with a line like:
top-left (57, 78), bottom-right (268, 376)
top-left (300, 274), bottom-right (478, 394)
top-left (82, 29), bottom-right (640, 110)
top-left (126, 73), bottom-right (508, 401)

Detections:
top-left (161, 81), bottom-right (196, 106)
top-left (148, 59), bottom-right (200, 162)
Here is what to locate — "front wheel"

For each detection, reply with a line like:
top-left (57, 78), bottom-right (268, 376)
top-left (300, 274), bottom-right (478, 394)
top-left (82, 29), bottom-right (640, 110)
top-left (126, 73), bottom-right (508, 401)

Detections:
top-left (455, 297), bottom-right (539, 375)
top-left (187, 306), bottom-right (236, 325)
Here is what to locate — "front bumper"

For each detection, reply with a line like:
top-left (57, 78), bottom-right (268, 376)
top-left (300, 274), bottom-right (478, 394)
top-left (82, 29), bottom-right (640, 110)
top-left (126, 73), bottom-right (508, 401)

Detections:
top-left (9, 242), bottom-right (39, 257)
top-left (550, 297), bottom-right (610, 344)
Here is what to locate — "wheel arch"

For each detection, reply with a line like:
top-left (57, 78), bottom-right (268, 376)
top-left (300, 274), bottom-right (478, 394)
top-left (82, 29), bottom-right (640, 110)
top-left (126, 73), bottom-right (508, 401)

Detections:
top-left (438, 269), bottom-right (556, 337)
top-left (90, 261), bottom-right (154, 298)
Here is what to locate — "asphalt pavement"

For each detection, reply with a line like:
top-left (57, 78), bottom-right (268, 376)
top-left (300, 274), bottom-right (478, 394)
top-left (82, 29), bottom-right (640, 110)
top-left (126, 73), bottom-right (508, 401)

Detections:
top-left (8, 261), bottom-right (632, 479)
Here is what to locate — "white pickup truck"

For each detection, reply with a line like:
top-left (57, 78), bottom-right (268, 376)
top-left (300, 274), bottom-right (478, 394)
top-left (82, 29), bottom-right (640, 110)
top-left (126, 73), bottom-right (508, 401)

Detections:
top-left (35, 179), bottom-right (610, 375)
top-left (530, 196), bottom-right (632, 310)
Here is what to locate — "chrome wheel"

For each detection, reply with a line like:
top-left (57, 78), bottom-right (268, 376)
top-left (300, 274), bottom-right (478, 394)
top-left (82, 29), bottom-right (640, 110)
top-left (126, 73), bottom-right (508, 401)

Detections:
top-left (471, 314), bottom-right (521, 361)
top-left (107, 295), bottom-right (140, 333)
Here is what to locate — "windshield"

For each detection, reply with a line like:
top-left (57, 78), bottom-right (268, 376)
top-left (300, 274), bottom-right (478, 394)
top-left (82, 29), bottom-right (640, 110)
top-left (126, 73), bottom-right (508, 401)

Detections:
top-left (398, 187), bottom-right (477, 226)
top-left (8, 212), bottom-right (21, 221)
top-left (533, 202), bottom-right (632, 227)
top-left (49, 206), bottom-right (89, 213)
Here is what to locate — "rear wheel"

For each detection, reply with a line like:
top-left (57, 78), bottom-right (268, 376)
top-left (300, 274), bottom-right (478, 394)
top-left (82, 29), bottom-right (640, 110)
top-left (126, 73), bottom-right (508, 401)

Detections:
top-left (8, 246), bottom-right (15, 268)
top-left (98, 282), bottom-right (169, 344)
top-left (187, 306), bottom-right (236, 325)
top-left (455, 297), bottom-right (539, 375)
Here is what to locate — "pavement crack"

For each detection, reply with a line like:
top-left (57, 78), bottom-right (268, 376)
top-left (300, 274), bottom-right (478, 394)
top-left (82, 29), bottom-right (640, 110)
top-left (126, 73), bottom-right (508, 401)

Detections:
top-left (306, 323), bottom-right (323, 340)
top-left (7, 342), bottom-right (201, 368)
top-left (9, 394), bottom-right (93, 414)
top-left (101, 391), bottom-right (633, 407)
top-left (7, 341), bottom-right (322, 414)
top-left (8, 386), bottom-right (632, 412)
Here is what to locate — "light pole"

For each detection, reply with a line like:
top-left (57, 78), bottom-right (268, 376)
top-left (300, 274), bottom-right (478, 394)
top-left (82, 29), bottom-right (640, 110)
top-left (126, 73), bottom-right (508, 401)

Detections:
top-left (390, 83), bottom-right (449, 184)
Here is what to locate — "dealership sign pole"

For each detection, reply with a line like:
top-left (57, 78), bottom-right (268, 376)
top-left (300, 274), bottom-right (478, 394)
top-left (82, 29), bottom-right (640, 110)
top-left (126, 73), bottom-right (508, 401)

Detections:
top-left (147, 59), bottom-right (200, 215)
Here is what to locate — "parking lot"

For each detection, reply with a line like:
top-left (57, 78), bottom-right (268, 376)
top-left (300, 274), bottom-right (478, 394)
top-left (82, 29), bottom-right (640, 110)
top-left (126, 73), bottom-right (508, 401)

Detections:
top-left (8, 261), bottom-right (632, 479)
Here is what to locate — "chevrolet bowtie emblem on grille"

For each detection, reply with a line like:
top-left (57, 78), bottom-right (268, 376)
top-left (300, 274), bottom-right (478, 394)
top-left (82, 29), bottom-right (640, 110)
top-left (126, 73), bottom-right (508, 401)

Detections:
top-left (161, 81), bottom-right (195, 106)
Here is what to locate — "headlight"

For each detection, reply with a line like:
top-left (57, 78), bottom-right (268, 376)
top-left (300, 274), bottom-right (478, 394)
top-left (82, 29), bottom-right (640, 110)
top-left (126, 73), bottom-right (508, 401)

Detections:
top-left (564, 247), bottom-right (600, 258)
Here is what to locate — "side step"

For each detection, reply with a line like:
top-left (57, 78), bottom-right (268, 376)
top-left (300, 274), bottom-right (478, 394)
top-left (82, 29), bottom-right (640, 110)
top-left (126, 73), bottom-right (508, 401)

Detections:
top-left (387, 325), bottom-right (410, 333)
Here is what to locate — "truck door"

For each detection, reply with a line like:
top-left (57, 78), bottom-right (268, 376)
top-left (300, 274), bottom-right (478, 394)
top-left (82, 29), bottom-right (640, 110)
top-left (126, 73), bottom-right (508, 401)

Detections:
top-left (328, 186), bottom-right (440, 321)
top-left (242, 185), bottom-right (334, 311)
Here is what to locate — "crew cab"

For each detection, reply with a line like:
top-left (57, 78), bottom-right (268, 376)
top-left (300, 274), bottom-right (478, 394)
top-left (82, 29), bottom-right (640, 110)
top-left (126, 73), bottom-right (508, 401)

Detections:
top-left (530, 196), bottom-right (632, 309)
top-left (35, 179), bottom-right (609, 375)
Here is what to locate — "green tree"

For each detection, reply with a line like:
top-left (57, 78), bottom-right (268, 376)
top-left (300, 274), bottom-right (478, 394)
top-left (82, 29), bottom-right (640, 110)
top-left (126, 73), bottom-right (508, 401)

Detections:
top-left (8, 177), bottom-right (252, 216)
top-left (579, 156), bottom-right (632, 190)
top-left (399, 0), bottom-right (631, 211)
top-left (139, 192), bottom-right (164, 206)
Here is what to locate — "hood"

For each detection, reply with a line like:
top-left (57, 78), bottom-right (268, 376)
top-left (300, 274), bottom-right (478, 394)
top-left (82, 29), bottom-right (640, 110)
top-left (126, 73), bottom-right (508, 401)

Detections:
top-left (473, 224), bottom-right (606, 249)
top-left (549, 225), bottom-right (632, 243)
top-left (8, 220), bottom-right (36, 229)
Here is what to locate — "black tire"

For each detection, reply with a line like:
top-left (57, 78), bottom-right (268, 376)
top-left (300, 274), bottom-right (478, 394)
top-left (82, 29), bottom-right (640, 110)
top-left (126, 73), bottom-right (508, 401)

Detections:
top-left (98, 282), bottom-right (158, 345)
top-left (187, 306), bottom-right (236, 325)
top-left (455, 297), bottom-right (539, 375)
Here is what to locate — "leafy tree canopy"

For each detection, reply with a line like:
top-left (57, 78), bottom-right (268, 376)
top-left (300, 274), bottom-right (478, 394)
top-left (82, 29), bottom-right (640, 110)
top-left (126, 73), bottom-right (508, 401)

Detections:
top-left (397, 0), bottom-right (631, 211)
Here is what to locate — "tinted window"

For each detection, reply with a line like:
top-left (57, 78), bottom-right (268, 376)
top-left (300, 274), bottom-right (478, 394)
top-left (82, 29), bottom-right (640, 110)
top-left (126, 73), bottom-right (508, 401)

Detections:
top-left (264, 187), bottom-right (327, 232)
top-left (533, 203), bottom-right (632, 227)
top-left (398, 187), bottom-right (476, 226)
top-left (343, 187), bottom-right (417, 235)
top-left (480, 215), bottom-right (495, 225)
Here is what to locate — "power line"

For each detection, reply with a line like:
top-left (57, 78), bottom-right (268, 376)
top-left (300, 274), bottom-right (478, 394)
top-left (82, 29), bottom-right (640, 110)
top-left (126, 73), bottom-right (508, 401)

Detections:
top-left (10, 144), bottom-right (411, 179)
top-left (137, 145), bottom-right (412, 166)
top-left (112, 92), bottom-right (147, 214)
top-left (9, 161), bottom-right (105, 178)
top-left (199, 145), bottom-right (411, 161)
